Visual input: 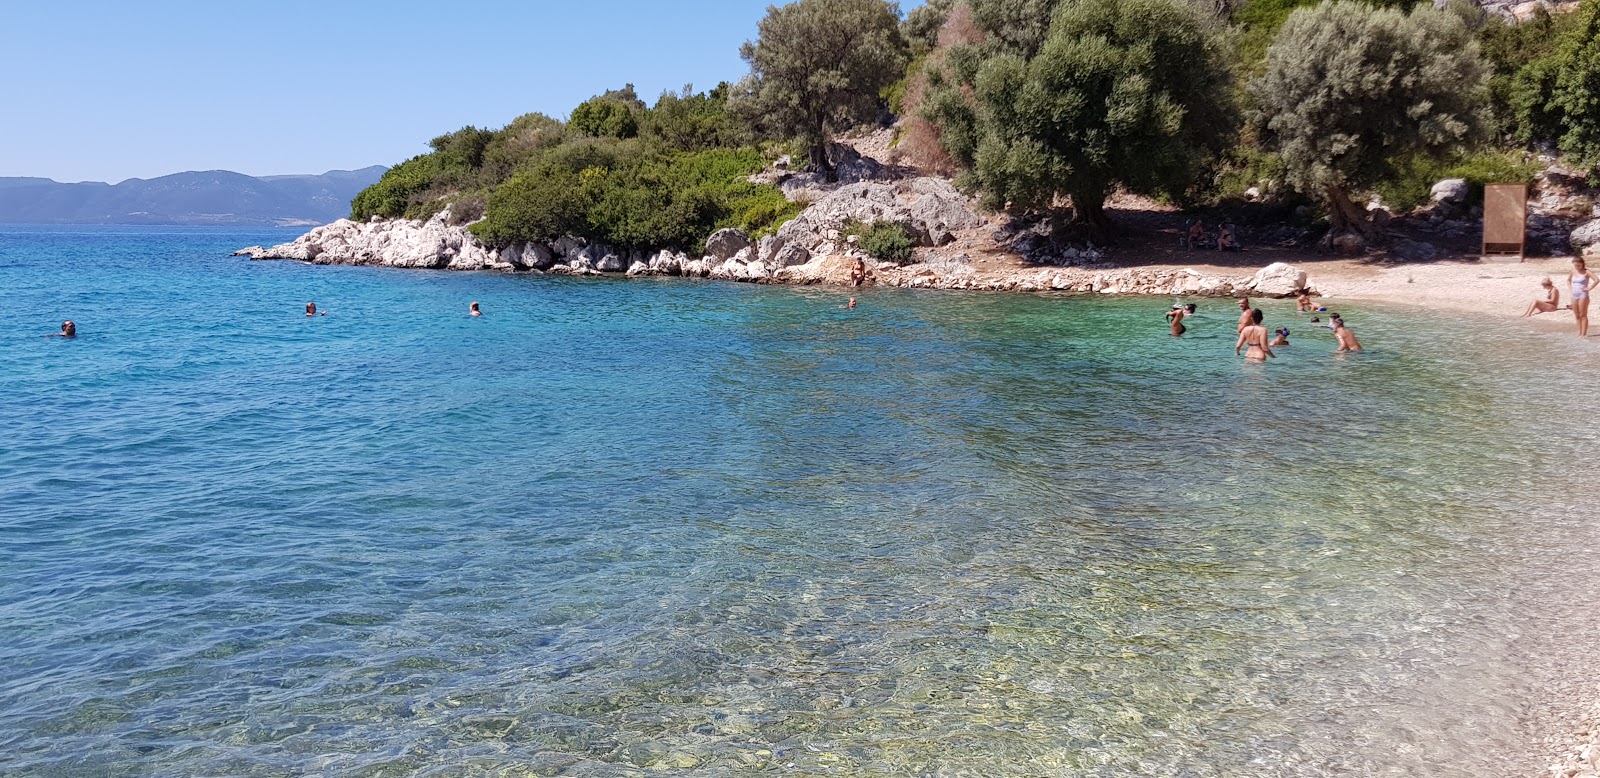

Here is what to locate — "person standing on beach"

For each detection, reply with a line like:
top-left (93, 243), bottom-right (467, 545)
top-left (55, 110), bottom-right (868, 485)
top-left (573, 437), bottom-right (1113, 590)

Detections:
top-left (1333, 318), bottom-right (1362, 352)
top-left (1236, 297), bottom-right (1253, 333)
top-left (1522, 278), bottom-right (1561, 318)
top-left (1235, 309), bottom-right (1275, 361)
top-left (1570, 258), bottom-right (1597, 336)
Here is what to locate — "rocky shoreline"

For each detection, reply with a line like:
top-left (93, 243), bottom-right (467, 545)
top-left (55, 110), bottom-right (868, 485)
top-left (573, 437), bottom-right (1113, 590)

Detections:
top-left (233, 176), bottom-right (1313, 300)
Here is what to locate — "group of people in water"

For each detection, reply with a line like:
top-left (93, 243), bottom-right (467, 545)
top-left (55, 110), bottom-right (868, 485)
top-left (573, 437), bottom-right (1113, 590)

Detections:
top-left (1166, 293), bottom-right (1361, 361)
top-left (1522, 257), bottom-right (1599, 337)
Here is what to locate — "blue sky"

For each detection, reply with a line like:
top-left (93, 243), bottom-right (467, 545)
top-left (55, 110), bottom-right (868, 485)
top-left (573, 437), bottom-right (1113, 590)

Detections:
top-left (0, 1), bottom-right (919, 183)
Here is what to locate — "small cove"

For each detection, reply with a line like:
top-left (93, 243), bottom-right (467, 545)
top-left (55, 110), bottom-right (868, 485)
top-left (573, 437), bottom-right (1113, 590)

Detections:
top-left (2, 225), bottom-right (1598, 776)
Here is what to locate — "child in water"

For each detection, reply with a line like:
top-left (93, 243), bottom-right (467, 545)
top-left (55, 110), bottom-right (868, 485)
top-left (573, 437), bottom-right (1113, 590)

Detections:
top-left (1270, 327), bottom-right (1289, 346)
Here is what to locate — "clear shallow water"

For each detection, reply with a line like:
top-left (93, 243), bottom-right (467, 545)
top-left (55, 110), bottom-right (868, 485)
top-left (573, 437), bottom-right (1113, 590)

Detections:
top-left (2, 225), bottom-right (1598, 777)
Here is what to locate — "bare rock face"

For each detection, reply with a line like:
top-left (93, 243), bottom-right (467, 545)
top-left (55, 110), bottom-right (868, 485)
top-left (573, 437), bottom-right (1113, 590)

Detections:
top-left (775, 254), bottom-right (861, 286)
top-left (775, 177), bottom-right (984, 255)
top-left (705, 228), bottom-right (753, 261)
top-left (234, 208), bottom-right (513, 270)
top-left (1569, 218), bottom-right (1600, 251)
top-left (1247, 262), bottom-right (1308, 296)
top-left (773, 243), bottom-right (811, 267)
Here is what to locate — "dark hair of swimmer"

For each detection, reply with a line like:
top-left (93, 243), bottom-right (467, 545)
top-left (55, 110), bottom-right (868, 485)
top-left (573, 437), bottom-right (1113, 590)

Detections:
top-left (61, 320), bottom-right (76, 337)
top-left (1251, 308), bottom-right (1264, 324)
top-left (1185, 304), bottom-right (1196, 313)
top-left (306, 302), bottom-right (316, 316)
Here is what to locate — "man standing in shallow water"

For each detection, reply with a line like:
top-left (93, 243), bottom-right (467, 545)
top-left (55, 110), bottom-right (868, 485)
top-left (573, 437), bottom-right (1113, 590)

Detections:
top-left (1236, 297), bottom-right (1253, 333)
top-left (1333, 318), bottom-right (1362, 352)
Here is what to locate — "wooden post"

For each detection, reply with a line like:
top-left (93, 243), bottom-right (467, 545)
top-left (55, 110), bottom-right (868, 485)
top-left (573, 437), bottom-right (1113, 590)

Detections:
top-left (1482, 183), bottom-right (1528, 262)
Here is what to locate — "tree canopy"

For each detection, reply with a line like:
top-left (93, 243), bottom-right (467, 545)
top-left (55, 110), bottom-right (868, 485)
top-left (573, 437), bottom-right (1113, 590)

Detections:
top-left (1251, 0), bottom-right (1489, 239)
top-left (733, 0), bottom-right (908, 179)
top-left (920, 0), bottom-right (1236, 236)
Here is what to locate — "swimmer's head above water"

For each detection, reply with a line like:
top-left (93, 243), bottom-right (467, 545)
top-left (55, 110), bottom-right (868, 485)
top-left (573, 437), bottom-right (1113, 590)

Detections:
top-left (60, 320), bottom-right (76, 337)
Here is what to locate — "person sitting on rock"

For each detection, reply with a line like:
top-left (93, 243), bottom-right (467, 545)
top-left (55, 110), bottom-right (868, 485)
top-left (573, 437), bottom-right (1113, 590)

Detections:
top-left (1217, 223), bottom-right (1240, 252)
top-left (849, 258), bottom-right (867, 287)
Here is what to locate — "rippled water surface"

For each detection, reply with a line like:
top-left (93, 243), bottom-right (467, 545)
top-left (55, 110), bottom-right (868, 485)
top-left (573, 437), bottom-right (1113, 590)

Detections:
top-left (3, 225), bottom-right (1599, 777)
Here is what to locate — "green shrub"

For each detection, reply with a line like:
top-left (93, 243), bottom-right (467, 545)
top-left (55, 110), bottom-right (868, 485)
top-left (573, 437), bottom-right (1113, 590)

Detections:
top-left (569, 96), bottom-right (640, 139)
top-left (472, 142), bottom-right (793, 252)
top-left (847, 220), bottom-right (916, 263)
top-left (1376, 149), bottom-right (1541, 211)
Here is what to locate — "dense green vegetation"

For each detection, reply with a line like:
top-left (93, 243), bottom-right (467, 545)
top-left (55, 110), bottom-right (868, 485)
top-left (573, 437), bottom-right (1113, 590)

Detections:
top-left (352, 85), bottom-right (796, 253)
top-left (846, 220), bottom-right (917, 262)
top-left (1251, 1), bottom-right (1489, 236)
top-left (917, 0), bottom-right (1236, 235)
top-left (352, 0), bottom-right (1600, 254)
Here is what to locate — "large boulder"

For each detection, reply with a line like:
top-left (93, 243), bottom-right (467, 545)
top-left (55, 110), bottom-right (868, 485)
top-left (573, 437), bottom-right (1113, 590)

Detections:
top-left (773, 243), bottom-right (811, 267)
top-left (595, 252), bottom-right (627, 273)
top-left (706, 228), bottom-right (752, 261)
top-left (1391, 238), bottom-right (1439, 261)
top-left (1248, 262), bottom-right (1308, 296)
top-left (1431, 178), bottom-right (1469, 205)
top-left (775, 177), bottom-right (983, 254)
top-left (648, 249), bottom-right (683, 276)
top-left (1569, 218), bottom-right (1600, 251)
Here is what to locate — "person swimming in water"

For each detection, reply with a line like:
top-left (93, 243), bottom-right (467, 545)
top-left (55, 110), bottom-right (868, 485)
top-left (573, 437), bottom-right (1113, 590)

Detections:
top-left (847, 297), bottom-right (857, 309)
top-left (1234, 308), bottom-right (1275, 362)
top-left (1570, 257), bottom-right (1598, 336)
top-left (1166, 304), bottom-right (1190, 336)
top-left (1333, 317), bottom-right (1362, 352)
top-left (1522, 278), bottom-right (1562, 318)
top-left (1270, 327), bottom-right (1289, 346)
top-left (48, 320), bottom-right (76, 338)
top-left (470, 301), bottom-right (482, 317)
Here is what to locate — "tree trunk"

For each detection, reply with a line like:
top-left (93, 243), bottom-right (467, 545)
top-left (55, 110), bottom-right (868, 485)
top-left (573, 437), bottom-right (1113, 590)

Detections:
top-left (1321, 184), bottom-right (1377, 251)
top-left (1071, 191), bottom-right (1114, 243)
top-left (807, 133), bottom-right (836, 183)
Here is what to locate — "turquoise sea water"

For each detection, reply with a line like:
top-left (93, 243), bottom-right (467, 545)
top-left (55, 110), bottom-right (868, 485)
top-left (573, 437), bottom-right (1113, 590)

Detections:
top-left (3, 225), bottom-right (1598, 777)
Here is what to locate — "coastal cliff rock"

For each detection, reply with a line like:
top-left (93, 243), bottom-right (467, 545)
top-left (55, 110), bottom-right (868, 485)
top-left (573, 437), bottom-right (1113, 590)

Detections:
top-left (774, 177), bottom-right (986, 255)
top-left (233, 209), bottom-right (511, 270)
top-left (232, 196), bottom-right (1313, 299)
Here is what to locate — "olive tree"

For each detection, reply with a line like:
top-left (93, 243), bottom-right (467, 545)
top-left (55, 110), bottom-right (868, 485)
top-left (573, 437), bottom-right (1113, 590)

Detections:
top-left (735, 0), bottom-right (908, 180)
top-left (922, 0), bottom-right (1236, 237)
top-left (1251, 1), bottom-right (1488, 243)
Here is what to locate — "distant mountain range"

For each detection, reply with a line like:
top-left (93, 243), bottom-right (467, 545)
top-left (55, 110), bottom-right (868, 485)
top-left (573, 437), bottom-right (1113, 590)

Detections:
top-left (0, 166), bottom-right (388, 226)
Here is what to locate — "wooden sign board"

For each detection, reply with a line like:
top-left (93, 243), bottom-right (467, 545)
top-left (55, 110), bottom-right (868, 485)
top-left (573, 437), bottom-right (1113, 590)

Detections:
top-left (1482, 182), bottom-right (1528, 261)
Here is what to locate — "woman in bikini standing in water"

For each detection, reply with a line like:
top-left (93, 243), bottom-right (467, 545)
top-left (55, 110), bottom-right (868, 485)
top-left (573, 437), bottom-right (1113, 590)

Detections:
top-left (1234, 308), bottom-right (1276, 362)
top-left (1571, 258), bottom-right (1598, 336)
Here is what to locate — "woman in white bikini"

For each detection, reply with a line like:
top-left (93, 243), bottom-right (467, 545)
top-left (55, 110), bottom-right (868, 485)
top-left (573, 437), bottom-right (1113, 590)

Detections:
top-left (1570, 258), bottom-right (1598, 336)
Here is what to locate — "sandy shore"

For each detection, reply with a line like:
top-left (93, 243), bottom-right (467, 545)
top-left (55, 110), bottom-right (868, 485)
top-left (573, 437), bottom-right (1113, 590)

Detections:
top-left (1116, 253), bottom-right (1592, 333)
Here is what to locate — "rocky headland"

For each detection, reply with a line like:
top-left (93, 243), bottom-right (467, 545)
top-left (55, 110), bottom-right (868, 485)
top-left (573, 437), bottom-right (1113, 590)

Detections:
top-left (234, 173), bottom-right (1317, 299)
